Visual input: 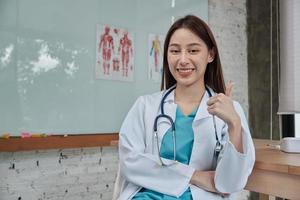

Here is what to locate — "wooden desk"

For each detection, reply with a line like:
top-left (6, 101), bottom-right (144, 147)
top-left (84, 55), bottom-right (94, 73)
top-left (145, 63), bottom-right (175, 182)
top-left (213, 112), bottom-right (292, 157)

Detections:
top-left (245, 139), bottom-right (300, 200)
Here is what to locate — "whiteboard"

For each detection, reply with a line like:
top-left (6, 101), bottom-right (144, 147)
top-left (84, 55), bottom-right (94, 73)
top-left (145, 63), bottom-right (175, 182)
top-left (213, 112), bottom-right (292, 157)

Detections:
top-left (0, 0), bottom-right (208, 136)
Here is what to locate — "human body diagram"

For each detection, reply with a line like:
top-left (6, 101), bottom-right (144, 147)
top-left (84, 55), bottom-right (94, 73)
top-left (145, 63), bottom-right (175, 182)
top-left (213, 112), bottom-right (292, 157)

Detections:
top-left (148, 34), bottom-right (164, 82)
top-left (118, 31), bottom-right (133, 77)
top-left (96, 25), bottom-right (134, 81)
top-left (98, 26), bottom-right (114, 75)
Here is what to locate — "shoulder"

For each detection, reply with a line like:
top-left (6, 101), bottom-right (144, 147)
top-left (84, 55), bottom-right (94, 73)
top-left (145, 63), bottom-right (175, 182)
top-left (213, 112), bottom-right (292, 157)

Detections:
top-left (137, 91), bottom-right (163, 106)
top-left (128, 91), bottom-right (162, 116)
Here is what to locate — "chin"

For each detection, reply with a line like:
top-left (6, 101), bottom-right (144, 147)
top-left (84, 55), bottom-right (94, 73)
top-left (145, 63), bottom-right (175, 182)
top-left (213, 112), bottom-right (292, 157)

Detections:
top-left (176, 80), bottom-right (195, 87)
top-left (175, 77), bottom-right (203, 88)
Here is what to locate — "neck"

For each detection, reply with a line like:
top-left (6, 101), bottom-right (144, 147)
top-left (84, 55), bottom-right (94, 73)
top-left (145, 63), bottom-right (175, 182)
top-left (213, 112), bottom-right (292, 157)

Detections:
top-left (175, 82), bottom-right (206, 103)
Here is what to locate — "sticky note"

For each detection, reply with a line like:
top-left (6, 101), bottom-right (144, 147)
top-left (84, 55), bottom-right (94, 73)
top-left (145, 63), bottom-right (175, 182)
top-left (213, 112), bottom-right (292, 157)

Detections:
top-left (21, 132), bottom-right (31, 138)
top-left (31, 133), bottom-right (47, 137)
top-left (1, 133), bottom-right (10, 139)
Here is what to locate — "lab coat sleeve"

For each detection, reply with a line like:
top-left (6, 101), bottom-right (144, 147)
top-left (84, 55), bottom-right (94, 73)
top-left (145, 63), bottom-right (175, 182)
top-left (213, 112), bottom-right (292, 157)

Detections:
top-left (119, 96), bottom-right (195, 197)
top-left (214, 101), bottom-right (255, 193)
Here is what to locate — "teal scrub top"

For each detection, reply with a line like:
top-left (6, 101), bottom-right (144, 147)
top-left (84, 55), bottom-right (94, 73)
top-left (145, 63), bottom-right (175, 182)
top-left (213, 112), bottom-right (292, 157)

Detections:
top-left (133, 107), bottom-right (197, 200)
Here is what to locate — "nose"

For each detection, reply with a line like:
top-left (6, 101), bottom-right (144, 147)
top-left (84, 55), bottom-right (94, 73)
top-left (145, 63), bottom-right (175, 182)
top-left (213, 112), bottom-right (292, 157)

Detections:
top-left (179, 51), bottom-right (189, 66)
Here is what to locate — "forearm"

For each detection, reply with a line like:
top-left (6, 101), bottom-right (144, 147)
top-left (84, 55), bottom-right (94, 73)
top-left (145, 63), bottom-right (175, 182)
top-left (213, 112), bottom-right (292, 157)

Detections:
top-left (120, 144), bottom-right (194, 197)
top-left (228, 117), bottom-right (243, 153)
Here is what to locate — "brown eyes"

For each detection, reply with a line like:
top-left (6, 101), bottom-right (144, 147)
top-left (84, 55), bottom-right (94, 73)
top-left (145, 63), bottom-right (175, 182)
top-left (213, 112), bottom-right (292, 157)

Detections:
top-left (169, 49), bottom-right (180, 54)
top-left (168, 49), bottom-right (200, 55)
top-left (188, 49), bottom-right (200, 54)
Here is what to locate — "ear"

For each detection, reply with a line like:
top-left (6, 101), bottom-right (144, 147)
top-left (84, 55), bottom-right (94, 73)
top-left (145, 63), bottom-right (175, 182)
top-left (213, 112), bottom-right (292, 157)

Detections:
top-left (208, 47), bottom-right (216, 63)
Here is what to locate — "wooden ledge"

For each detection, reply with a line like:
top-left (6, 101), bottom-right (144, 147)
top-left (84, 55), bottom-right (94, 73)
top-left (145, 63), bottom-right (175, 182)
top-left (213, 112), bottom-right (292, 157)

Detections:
top-left (0, 133), bottom-right (119, 152)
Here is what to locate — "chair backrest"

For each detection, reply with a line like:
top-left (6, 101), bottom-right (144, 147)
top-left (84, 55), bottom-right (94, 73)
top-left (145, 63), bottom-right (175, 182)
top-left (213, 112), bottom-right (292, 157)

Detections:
top-left (112, 164), bottom-right (121, 200)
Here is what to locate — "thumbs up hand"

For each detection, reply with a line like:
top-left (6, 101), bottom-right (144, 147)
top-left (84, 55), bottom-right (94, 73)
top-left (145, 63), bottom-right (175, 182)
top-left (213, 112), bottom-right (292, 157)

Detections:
top-left (207, 80), bottom-right (243, 153)
top-left (207, 81), bottom-right (240, 131)
top-left (225, 80), bottom-right (234, 97)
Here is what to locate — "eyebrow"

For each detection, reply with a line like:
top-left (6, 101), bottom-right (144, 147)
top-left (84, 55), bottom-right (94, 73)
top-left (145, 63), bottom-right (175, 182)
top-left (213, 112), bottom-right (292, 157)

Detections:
top-left (168, 43), bottom-right (202, 47)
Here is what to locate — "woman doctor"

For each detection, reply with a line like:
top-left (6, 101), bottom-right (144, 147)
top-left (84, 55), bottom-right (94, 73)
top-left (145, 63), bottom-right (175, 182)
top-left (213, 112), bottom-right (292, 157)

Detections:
top-left (116, 15), bottom-right (255, 200)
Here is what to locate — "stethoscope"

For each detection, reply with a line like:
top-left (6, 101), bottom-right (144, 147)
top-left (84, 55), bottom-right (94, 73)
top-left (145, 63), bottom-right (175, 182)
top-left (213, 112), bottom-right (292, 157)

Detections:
top-left (153, 85), bottom-right (223, 167)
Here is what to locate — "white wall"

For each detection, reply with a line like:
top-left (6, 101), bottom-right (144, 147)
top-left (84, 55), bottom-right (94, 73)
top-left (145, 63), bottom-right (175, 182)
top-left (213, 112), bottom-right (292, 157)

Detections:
top-left (0, 0), bottom-right (249, 199)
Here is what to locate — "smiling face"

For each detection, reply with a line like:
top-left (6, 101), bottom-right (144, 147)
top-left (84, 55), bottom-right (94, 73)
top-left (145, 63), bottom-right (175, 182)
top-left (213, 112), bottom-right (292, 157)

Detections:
top-left (167, 28), bottom-right (215, 88)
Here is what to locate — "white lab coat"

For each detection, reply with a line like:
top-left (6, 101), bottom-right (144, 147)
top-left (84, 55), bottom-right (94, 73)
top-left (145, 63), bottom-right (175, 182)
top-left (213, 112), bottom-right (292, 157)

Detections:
top-left (116, 88), bottom-right (255, 200)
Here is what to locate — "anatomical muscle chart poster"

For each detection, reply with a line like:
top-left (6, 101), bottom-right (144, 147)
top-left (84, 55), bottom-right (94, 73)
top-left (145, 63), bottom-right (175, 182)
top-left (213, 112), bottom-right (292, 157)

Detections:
top-left (96, 25), bottom-right (134, 82)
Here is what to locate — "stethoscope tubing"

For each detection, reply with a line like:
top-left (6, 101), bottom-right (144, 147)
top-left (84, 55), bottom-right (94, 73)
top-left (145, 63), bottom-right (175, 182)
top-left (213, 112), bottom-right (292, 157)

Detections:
top-left (154, 85), bottom-right (222, 166)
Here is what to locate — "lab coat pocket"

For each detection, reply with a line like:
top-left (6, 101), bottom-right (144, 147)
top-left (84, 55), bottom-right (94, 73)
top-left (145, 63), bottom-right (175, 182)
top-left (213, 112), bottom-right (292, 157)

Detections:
top-left (191, 121), bottom-right (216, 170)
top-left (191, 118), bottom-right (226, 170)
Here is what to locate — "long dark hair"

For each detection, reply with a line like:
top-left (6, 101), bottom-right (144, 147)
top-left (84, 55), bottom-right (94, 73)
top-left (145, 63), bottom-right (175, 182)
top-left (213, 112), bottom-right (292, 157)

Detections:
top-left (161, 15), bottom-right (225, 93)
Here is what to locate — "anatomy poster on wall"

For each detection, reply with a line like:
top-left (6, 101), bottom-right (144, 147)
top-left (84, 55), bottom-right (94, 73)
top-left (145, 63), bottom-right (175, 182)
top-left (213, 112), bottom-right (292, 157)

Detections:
top-left (96, 25), bottom-right (134, 81)
top-left (148, 34), bottom-right (164, 82)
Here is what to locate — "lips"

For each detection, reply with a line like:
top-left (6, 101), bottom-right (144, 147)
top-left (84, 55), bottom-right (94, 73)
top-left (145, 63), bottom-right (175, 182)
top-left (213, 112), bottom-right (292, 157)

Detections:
top-left (176, 68), bottom-right (195, 77)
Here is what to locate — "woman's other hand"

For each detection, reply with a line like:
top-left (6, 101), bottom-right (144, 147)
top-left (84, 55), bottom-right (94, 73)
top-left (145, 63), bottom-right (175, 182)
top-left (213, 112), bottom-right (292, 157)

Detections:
top-left (190, 170), bottom-right (229, 196)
